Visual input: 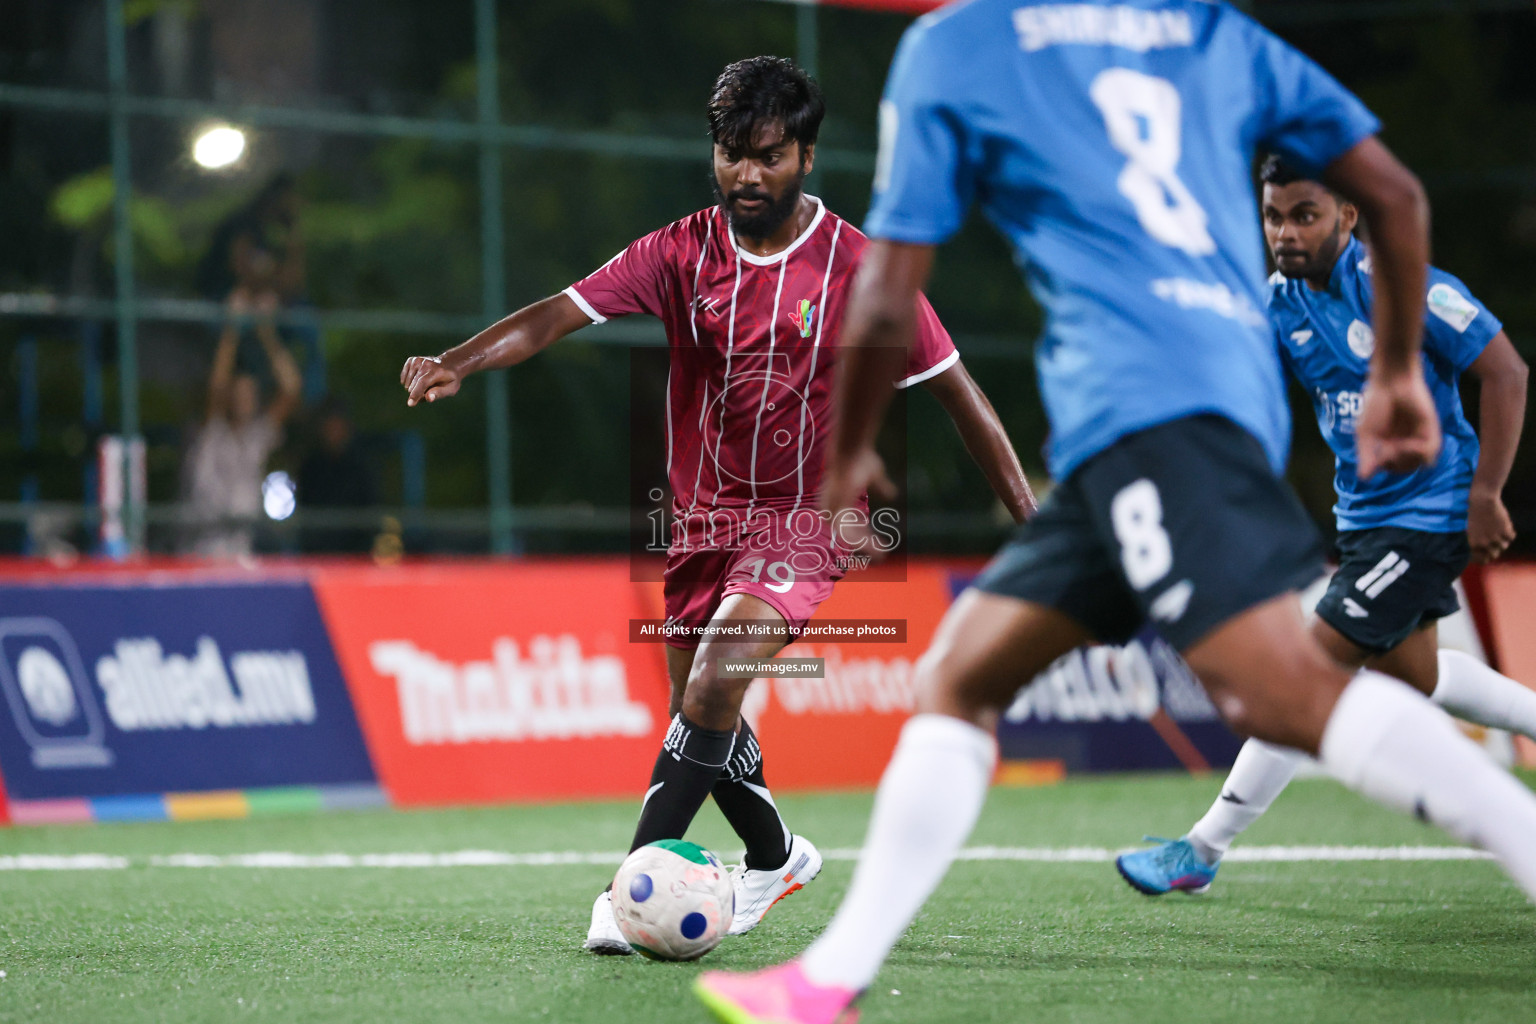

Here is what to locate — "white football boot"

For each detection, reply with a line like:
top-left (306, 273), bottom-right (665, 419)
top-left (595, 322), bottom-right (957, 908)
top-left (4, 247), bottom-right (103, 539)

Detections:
top-left (727, 833), bottom-right (823, 936)
top-left (583, 890), bottom-right (633, 955)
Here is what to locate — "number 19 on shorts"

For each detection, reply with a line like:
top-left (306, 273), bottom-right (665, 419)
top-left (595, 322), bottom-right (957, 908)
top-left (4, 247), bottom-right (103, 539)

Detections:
top-left (1111, 479), bottom-right (1173, 591)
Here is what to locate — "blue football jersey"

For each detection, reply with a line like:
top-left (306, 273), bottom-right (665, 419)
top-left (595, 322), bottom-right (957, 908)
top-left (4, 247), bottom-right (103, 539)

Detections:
top-left (866, 0), bottom-right (1380, 478)
top-left (1272, 237), bottom-right (1499, 532)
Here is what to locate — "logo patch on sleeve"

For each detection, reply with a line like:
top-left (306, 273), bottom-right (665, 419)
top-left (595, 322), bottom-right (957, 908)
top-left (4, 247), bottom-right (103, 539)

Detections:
top-left (1427, 283), bottom-right (1479, 333)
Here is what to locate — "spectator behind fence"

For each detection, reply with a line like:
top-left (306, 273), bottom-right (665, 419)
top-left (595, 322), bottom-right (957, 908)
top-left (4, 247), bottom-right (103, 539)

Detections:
top-left (197, 172), bottom-right (305, 305)
top-left (196, 172), bottom-right (321, 398)
top-left (183, 289), bottom-right (301, 558)
top-left (298, 395), bottom-right (379, 554)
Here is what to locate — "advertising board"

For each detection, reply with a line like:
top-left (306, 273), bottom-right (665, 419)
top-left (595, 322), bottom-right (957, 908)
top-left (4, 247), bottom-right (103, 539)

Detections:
top-left (0, 579), bottom-right (379, 822)
top-left (312, 562), bottom-right (673, 805)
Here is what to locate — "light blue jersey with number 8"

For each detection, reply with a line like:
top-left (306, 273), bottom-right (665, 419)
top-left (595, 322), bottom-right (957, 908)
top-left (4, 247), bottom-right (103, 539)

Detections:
top-left (866, 0), bottom-right (1380, 480)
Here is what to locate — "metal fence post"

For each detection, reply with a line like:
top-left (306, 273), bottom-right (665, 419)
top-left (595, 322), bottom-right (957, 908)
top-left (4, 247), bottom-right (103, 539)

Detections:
top-left (476, 0), bottom-right (514, 554)
top-left (105, 0), bottom-right (142, 552)
top-left (796, 3), bottom-right (819, 81)
top-left (797, 4), bottom-right (820, 193)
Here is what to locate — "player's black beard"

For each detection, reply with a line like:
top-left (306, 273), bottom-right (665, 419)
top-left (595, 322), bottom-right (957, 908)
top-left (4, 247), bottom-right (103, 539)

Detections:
top-left (714, 172), bottom-right (806, 242)
top-left (1277, 219), bottom-right (1349, 281)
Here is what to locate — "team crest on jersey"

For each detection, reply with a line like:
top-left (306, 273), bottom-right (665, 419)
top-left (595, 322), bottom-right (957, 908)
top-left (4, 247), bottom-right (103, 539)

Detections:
top-left (788, 299), bottom-right (817, 339)
top-left (1346, 319), bottom-right (1375, 359)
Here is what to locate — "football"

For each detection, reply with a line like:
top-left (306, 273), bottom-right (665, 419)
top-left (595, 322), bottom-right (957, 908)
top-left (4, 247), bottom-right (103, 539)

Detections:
top-left (610, 839), bottom-right (735, 961)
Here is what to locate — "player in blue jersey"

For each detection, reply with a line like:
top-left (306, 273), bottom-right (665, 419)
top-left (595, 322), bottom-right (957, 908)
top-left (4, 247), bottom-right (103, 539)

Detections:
top-left (696, 4), bottom-right (1536, 1022)
top-left (1117, 154), bottom-right (1532, 896)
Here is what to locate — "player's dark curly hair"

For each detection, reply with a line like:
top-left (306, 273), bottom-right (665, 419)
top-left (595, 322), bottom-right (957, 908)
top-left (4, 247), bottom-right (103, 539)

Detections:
top-left (1259, 153), bottom-right (1309, 187)
top-left (708, 57), bottom-right (824, 156)
top-left (1260, 152), bottom-right (1351, 205)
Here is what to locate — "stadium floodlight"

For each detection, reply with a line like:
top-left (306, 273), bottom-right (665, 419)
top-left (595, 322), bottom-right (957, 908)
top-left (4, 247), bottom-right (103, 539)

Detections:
top-left (192, 125), bottom-right (247, 169)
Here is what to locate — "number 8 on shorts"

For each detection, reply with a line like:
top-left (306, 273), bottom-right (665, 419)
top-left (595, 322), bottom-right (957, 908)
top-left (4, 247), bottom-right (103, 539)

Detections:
top-left (1111, 479), bottom-right (1173, 591)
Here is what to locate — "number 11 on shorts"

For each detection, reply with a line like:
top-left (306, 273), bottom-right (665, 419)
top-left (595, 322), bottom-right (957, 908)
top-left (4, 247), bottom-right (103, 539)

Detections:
top-left (1111, 479), bottom-right (1173, 591)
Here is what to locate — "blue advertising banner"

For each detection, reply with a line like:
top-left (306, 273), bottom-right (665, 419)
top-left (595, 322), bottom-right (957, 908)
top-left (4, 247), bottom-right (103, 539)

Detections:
top-left (942, 571), bottom-right (1243, 773)
top-left (0, 581), bottom-right (378, 803)
top-left (995, 629), bottom-right (1245, 773)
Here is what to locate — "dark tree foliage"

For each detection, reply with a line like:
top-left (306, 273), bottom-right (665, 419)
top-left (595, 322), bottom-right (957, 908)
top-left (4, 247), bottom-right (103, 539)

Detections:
top-left (0, 1), bottom-right (1533, 553)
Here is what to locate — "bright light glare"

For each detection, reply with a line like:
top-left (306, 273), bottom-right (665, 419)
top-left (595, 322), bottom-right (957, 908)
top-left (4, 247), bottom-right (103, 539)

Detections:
top-left (193, 125), bottom-right (246, 169)
top-left (262, 471), bottom-right (296, 521)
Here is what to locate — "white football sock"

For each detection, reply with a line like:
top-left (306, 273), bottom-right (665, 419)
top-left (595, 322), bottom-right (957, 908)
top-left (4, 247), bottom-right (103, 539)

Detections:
top-left (801, 714), bottom-right (996, 991)
top-left (1185, 739), bottom-right (1306, 864)
top-left (1432, 649), bottom-right (1536, 739)
top-left (1320, 669), bottom-right (1536, 900)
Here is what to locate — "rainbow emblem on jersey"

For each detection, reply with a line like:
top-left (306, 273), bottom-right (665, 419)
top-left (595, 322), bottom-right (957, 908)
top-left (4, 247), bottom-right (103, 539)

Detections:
top-left (788, 298), bottom-right (816, 339)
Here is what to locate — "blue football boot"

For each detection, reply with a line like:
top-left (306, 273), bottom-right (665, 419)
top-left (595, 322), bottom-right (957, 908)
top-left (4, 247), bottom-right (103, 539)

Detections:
top-left (1115, 836), bottom-right (1218, 895)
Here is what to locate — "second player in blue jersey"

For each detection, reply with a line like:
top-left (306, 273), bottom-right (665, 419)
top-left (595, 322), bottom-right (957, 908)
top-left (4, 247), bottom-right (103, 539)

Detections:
top-left (1117, 153), bottom-right (1532, 899)
top-left (1270, 198), bottom-right (1505, 534)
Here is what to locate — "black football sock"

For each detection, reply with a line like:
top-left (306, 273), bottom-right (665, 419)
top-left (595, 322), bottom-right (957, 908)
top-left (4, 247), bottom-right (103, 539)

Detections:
top-left (627, 712), bottom-right (737, 853)
top-left (712, 719), bottom-right (792, 871)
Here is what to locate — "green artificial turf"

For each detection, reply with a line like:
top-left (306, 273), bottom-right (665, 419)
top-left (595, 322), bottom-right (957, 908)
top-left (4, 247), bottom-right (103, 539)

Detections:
top-left (0, 773), bottom-right (1531, 1023)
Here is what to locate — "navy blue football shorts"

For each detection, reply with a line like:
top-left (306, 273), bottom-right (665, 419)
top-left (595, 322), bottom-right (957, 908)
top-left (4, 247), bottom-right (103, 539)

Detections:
top-left (972, 414), bottom-right (1326, 652)
top-left (1313, 526), bottom-right (1469, 654)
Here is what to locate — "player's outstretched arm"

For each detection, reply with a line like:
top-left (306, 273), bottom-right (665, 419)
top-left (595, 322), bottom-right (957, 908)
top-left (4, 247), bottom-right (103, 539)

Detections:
top-left (401, 293), bottom-right (593, 407)
top-left (1322, 137), bottom-right (1438, 477)
top-left (922, 361), bottom-right (1036, 523)
top-left (254, 291), bottom-right (303, 425)
top-left (823, 240), bottom-right (935, 519)
top-left (1466, 331), bottom-right (1528, 562)
top-left (206, 289), bottom-right (247, 421)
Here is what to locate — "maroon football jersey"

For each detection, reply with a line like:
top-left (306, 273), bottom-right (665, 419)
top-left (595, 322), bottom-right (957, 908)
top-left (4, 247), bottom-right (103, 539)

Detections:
top-left (565, 198), bottom-right (957, 517)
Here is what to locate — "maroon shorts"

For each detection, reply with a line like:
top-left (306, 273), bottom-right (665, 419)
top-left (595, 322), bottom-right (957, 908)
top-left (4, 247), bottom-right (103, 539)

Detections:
top-left (662, 509), bottom-right (845, 650)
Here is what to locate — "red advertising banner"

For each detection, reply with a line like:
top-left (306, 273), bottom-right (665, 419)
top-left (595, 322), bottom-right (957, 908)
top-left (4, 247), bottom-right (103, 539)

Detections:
top-left (313, 560), bottom-right (958, 806)
top-left (312, 562), bottom-right (673, 806)
top-left (1478, 563), bottom-right (1536, 766)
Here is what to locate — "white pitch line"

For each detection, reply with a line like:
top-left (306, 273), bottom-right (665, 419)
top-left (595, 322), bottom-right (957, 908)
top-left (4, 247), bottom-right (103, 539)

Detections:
top-left (1219, 846), bottom-right (1493, 862)
top-left (152, 851), bottom-right (627, 869)
top-left (949, 845), bottom-right (1495, 863)
top-left (0, 846), bottom-right (1495, 872)
top-left (0, 854), bottom-right (130, 871)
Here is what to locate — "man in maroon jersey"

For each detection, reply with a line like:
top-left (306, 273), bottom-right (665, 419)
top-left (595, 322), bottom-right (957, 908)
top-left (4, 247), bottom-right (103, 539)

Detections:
top-left (400, 57), bottom-right (1034, 955)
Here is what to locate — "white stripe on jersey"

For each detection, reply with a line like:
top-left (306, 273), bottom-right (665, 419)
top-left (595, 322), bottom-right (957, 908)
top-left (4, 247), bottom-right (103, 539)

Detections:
top-left (683, 228), bottom-right (710, 511)
top-left (791, 215), bottom-right (844, 513)
top-left (710, 213), bottom-right (745, 505)
top-left (561, 285), bottom-right (607, 324)
top-left (895, 348), bottom-right (959, 389)
top-left (690, 379), bottom-right (709, 513)
top-left (664, 362), bottom-right (674, 505)
top-left (748, 252), bottom-right (792, 511)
